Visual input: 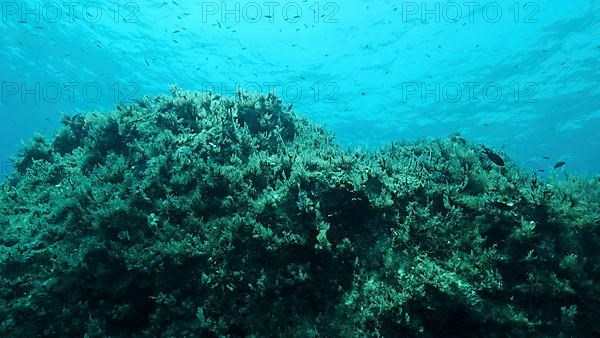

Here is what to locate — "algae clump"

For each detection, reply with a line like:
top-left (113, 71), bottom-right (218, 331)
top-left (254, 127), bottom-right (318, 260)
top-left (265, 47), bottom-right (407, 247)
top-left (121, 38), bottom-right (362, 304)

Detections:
top-left (1, 87), bottom-right (599, 337)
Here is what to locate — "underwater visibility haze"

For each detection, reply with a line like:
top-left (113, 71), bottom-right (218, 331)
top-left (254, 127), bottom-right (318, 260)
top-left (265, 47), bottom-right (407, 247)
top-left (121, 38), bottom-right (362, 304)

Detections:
top-left (0, 1), bottom-right (599, 337)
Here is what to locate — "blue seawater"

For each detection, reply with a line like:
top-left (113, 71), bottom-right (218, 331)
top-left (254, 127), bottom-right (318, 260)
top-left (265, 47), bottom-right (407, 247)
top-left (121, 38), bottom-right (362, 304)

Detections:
top-left (0, 0), bottom-right (598, 177)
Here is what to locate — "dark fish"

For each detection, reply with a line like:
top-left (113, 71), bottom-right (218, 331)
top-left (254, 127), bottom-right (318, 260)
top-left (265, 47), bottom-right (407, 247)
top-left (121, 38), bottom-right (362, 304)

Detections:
top-left (489, 200), bottom-right (513, 211)
top-left (482, 147), bottom-right (505, 166)
top-left (451, 135), bottom-right (466, 145)
top-left (117, 230), bottom-right (130, 241)
top-left (542, 156), bottom-right (550, 159)
top-left (553, 161), bottom-right (566, 169)
top-left (145, 59), bottom-right (150, 66)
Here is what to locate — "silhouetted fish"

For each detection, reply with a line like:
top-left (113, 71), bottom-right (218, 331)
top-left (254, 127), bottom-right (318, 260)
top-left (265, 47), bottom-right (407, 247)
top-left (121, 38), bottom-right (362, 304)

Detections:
top-left (553, 161), bottom-right (566, 169)
top-left (489, 200), bottom-right (513, 211)
top-left (482, 147), bottom-right (505, 166)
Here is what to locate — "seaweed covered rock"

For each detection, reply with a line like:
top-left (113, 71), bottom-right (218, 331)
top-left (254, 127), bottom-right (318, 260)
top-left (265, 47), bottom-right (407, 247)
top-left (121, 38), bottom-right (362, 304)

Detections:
top-left (1, 87), bottom-right (599, 337)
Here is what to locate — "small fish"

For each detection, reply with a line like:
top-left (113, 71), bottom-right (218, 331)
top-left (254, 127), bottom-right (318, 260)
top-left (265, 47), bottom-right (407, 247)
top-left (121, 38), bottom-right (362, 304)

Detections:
top-left (489, 200), bottom-right (513, 211)
top-left (117, 230), bottom-right (130, 241)
top-left (172, 30), bottom-right (180, 33)
top-left (542, 156), bottom-right (550, 159)
top-left (451, 135), bottom-right (466, 145)
top-left (553, 161), bottom-right (566, 169)
top-left (145, 59), bottom-right (150, 66)
top-left (482, 147), bottom-right (505, 166)
top-left (538, 169), bottom-right (545, 172)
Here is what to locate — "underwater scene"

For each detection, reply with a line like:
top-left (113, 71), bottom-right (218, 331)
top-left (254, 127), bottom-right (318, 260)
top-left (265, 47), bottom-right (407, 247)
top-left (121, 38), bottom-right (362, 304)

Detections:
top-left (1, 1), bottom-right (599, 337)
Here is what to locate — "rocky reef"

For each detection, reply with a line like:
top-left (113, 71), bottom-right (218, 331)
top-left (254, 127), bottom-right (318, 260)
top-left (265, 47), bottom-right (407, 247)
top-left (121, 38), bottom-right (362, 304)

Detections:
top-left (1, 87), bottom-right (599, 337)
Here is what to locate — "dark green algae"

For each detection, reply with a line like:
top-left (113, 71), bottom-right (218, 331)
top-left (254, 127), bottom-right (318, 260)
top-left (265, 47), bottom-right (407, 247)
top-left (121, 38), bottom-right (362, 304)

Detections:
top-left (0, 87), bottom-right (599, 337)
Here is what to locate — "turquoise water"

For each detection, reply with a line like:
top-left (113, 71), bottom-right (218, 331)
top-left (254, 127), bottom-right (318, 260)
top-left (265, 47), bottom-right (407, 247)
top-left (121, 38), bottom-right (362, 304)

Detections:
top-left (1, 0), bottom-right (598, 176)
